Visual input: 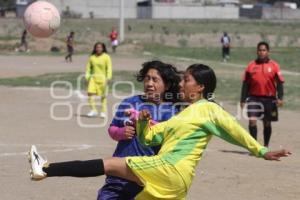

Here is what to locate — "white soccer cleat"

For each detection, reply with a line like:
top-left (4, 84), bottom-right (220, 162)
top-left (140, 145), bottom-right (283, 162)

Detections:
top-left (28, 145), bottom-right (47, 180)
top-left (86, 110), bottom-right (98, 117)
top-left (100, 112), bottom-right (106, 118)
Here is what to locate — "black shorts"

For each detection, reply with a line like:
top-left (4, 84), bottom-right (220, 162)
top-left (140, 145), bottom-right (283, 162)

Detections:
top-left (222, 46), bottom-right (230, 55)
top-left (67, 46), bottom-right (74, 53)
top-left (247, 96), bottom-right (278, 121)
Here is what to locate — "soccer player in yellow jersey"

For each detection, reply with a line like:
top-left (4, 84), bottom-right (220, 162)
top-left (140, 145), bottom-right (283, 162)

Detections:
top-left (85, 42), bottom-right (112, 118)
top-left (29, 64), bottom-right (291, 200)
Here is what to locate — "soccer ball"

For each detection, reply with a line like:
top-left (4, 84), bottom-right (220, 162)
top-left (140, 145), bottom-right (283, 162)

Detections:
top-left (23, 1), bottom-right (60, 38)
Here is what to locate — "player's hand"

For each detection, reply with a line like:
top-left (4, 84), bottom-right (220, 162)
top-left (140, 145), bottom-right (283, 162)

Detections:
top-left (277, 99), bottom-right (283, 107)
top-left (139, 109), bottom-right (152, 121)
top-left (124, 125), bottom-right (135, 139)
top-left (124, 109), bottom-right (139, 124)
top-left (264, 149), bottom-right (291, 161)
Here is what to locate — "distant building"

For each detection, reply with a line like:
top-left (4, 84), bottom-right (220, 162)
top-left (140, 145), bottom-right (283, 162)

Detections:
top-left (0, 0), bottom-right (16, 17)
top-left (16, 0), bottom-right (35, 18)
top-left (13, 0), bottom-right (240, 19)
top-left (217, 0), bottom-right (239, 7)
top-left (274, 1), bottom-right (297, 9)
top-left (47, 0), bottom-right (239, 19)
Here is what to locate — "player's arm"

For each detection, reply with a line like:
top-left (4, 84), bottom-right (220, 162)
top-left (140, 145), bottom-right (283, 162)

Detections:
top-left (209, 105), bottom-right (291, 160)
top-left (108, 125), bottom-right (135, 141)
top-left (85, 58), bottom-right (92, 81)
top-left (276, 77), bottom-right (284, 100)
top-left (105, 55), bottom-right (112, 81)
top-left (240, 70), bottom-right (250, 108)
top-left (276, 76), bottom-right (284, 107)
top-left (108, 101), bottom-right (135, 141)
top-left (136, 110), bottom-right (167, 147)
top-left (240, 81), bottom-right (249, 108)
top-left (209, 105), bottom-right (268, 157)
top-left (274, 63), bottom-right (284, 106)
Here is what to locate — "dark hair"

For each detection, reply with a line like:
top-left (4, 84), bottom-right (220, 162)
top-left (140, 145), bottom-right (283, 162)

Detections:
top-left (136, 60), bottom-right (181, 103)
top-left (257, 41), bottom-right (269, 51)
top-left (91, 42), bottom-right (107, 55)
top-left (186, 64), bottom-right (217, 101)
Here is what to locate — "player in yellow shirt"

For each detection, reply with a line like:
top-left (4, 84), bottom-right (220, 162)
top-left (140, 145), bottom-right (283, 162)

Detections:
top-left (29, 64), bottom-right (291, 200)
top-left (85, 42), bottom-right (112, 118)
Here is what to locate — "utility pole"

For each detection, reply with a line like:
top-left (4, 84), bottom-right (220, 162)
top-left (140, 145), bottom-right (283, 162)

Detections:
top-left (119, 0), bottom-right (124, 43)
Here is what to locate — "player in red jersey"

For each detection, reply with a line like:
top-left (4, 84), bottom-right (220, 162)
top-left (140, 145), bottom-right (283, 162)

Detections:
top-left (240, 41), bottom-right (284, 147)
top-left (109, 27), bottom-right (118, 53)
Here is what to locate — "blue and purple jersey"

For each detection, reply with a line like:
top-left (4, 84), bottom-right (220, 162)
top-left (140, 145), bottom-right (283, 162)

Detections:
top-left (98, 95), bottom-right (178, 200)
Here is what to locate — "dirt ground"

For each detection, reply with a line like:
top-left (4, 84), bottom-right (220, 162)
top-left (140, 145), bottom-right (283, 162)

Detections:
top-left (0, 54), bottom-right (299, 200)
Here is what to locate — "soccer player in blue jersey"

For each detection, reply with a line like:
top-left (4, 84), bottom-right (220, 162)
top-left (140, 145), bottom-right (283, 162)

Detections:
top-left (97, 60), bottom-right (181, 199)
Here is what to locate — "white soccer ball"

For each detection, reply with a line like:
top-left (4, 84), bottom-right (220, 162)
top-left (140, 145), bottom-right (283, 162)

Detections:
top-left (23, 1), bottom-right (60, 38)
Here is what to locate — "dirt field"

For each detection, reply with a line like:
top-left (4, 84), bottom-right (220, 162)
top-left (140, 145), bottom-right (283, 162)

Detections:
top-left (0, 54), bottom-right (299, 200)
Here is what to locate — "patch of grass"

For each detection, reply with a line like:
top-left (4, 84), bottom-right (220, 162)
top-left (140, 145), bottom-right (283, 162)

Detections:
top-left (0, 71), bottom-right (142, 93)
top-left (2, 18), bottom-right (300, 56)
top-left (8, 51), bottom-right (90, 56)
top-left (143, 43), bottom-right (221, 61)
top-left (0, 35), bottom-right (19, 40)
top-left (0, 70), bottom-right (298, 111)
top-left (3, 19), bottom-right (300, 44)
top-left (281, 75), bottom-right (300, 111)
top-left (124, 19), bottom-right (300, 36)
top-left (143, 43), bottom-right (300, 72)
top-left (214, 73), bottom-right (300, 111)
top-left (215, 76), bottom-right (241, 104)
top-left (0, 72), bottom-right (82, 88)
top-left (0, 43), bottom-right (15, 51)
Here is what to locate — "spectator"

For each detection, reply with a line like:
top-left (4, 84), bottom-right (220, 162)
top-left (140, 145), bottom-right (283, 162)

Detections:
top-left (16, 30), bottom-right (29, 52)
top-left (65, 31), bottom-right (75, 62)
top-left (109, 27), bottom-right (118, 53)
top-left (221, 32), bottom-right (231, 62)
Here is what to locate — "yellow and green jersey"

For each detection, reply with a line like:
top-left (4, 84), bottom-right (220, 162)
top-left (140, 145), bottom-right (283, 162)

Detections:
top-left (126, 99), bottom-right (268, 200)
top-left (85, 53), bottom-right (112, 83)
